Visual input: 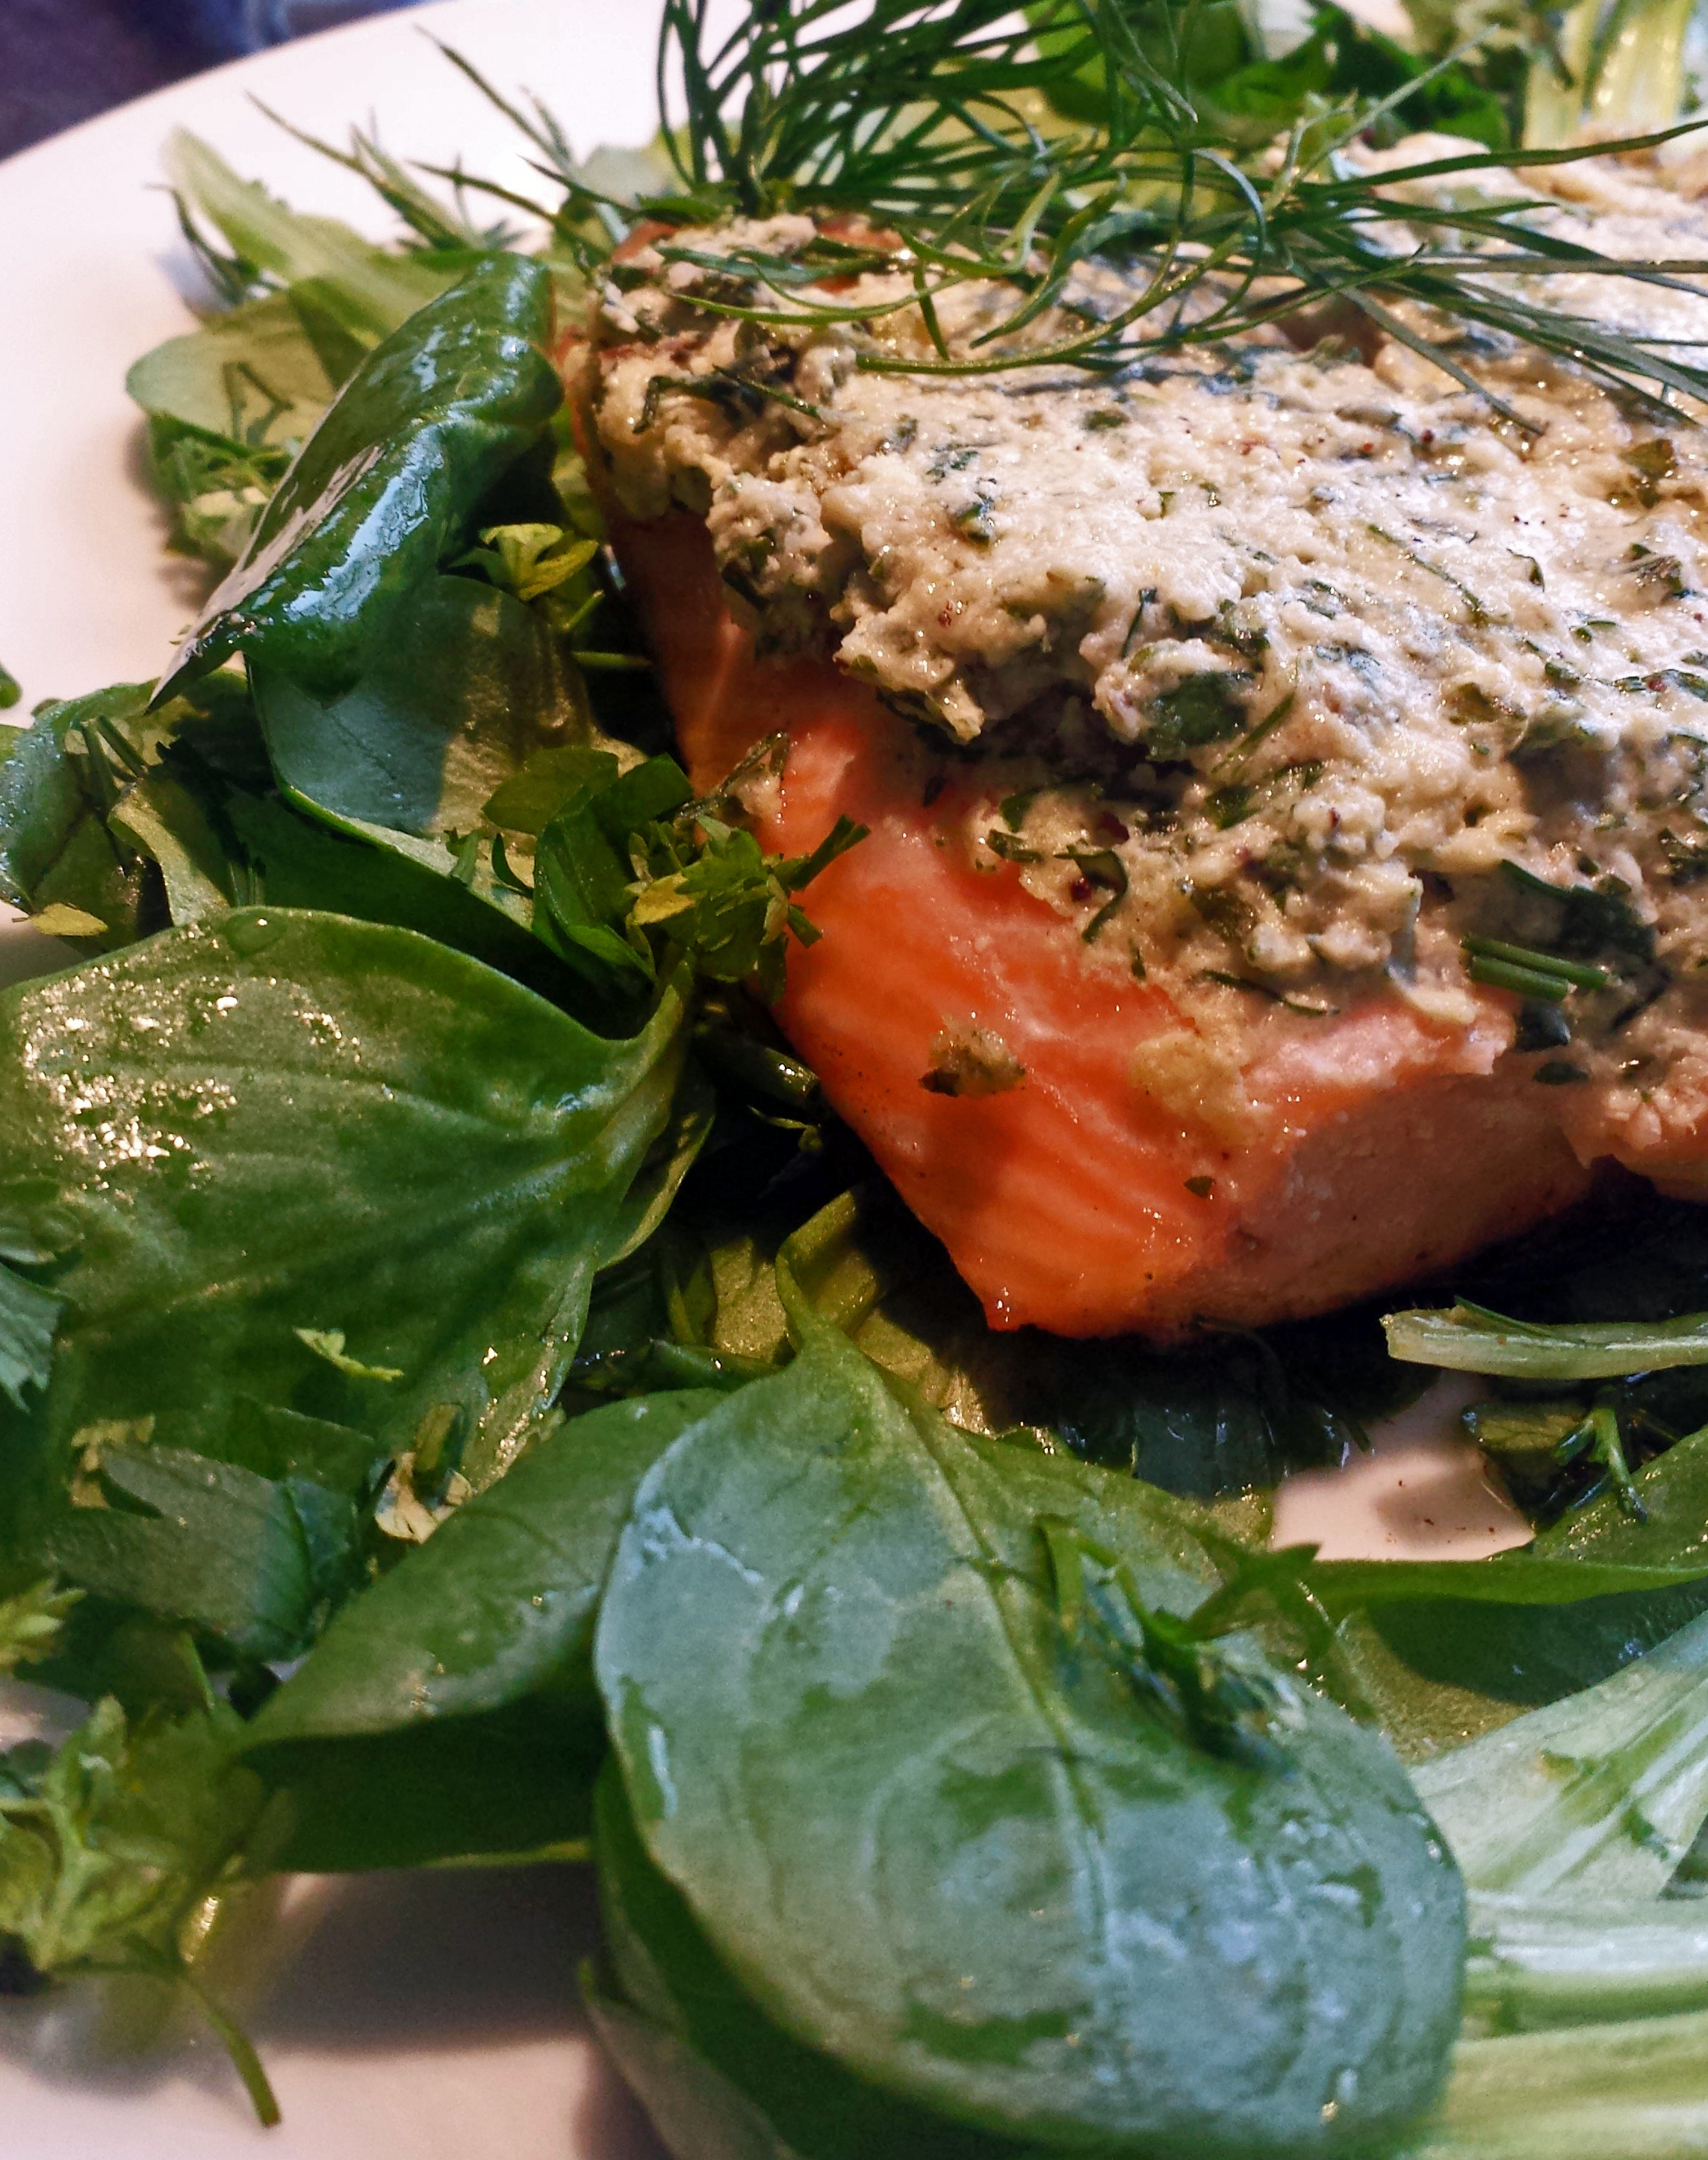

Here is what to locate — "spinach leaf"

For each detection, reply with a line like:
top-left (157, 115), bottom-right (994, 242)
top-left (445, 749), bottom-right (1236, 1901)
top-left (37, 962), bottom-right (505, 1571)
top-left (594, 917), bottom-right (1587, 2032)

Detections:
top-left (253, 1390), bottom-right (719, 1740)
top-left (594, 1295), bottom-right (1464, 2155)
top-left (584, 1964), bottom-right (809, 2160)
top-left (0, 685), bottom-right (156, 951)
top-left (0, 675), bottom-right (264, 953)
top-left (241, 1390), bottom-right (720, 1869)
top-left (107, 768), bottom-right (245, 925)
top-left (127, 289), bottom-right (347, 568)
top-left (159, 256), bottom-right (561, 701)
top-left (128, 289), bottom-right (342, 443)
top-left (248, 1710), bottom-right (603, 1874)
top-left (226, 789), bottom-right (573, 999)
top-left (1304, 1432), bottom-right (1708, 1759)
top-left (0, 910), bottom-right (689, 1557)
top-left (1411, 2008), bottom-right (1708, 2160)
top-left (591, 1763), bottom-right (1051, 2160)
top-left (1418, 1605), bottom-right (1708, 1912)
top-left (251, 571), bottom-right (588, 842)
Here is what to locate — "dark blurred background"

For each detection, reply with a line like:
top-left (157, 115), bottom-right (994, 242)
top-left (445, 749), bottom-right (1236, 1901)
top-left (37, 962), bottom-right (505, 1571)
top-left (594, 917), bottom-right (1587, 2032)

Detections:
top-left (1, 0), bottom-right (413, 161)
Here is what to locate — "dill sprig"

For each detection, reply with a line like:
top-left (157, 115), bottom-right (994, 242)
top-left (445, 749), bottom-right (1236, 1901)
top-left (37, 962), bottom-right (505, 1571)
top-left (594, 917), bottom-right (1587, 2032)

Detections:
top-left (630, 0), bottom-right (1708, 415)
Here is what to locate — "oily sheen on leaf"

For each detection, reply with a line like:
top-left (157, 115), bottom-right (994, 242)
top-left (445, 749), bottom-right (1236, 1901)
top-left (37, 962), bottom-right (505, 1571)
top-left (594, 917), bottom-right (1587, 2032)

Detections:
top-left (0, 909), bottom-right (687, 1517)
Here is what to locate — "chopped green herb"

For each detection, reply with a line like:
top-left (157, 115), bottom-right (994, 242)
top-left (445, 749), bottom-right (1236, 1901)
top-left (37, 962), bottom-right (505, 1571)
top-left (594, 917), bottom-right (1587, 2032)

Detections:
top-left (1145, 674), bottom-right (1250, 760)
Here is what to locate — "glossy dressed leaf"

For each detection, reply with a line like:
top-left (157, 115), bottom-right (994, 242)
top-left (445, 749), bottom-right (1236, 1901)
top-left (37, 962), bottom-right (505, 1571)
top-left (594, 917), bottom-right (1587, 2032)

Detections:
top-left (252, 572), bottom-right (588, 841)
top-left (0, 910), bottom-right (689, 1538)
top-left (160, 256), bottom-right (561, 701)
top-left (595, 1309), bottom-right (1464, 2156)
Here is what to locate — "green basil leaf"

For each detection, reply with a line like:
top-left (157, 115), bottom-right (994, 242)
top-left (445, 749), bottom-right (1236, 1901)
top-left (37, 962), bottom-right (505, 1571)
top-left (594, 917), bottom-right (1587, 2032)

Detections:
top-left (159, 257), bottom-right (561, 701)
top-left (594, 1306), bottom-right (1464, 2155)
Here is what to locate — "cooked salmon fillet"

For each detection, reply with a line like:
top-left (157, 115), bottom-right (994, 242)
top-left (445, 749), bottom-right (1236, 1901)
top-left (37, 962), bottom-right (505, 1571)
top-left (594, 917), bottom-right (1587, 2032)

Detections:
top-left (577, 150), bottom-right (1708, 1335)
top-left (609, 510), bottom-right (1592, 1335)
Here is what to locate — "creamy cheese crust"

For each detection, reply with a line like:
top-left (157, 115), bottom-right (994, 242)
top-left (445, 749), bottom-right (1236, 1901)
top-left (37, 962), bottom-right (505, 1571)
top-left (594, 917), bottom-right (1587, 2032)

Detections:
top-left (589, 144), bottom-right (1708, 1173)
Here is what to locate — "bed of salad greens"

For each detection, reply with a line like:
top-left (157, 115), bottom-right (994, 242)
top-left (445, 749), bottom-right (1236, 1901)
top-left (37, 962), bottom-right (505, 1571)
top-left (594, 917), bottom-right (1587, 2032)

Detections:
top-left (13, 1), bottom-right (1708, 2152)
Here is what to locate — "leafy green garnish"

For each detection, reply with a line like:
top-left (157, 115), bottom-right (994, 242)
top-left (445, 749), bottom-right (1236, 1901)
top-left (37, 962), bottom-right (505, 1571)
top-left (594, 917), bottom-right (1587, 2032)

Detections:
top-left (0, 1688), bottom-right (278, 2123)
top-left (1385, 1301), bottom-right (1708, 1380)
top-left (0, 1580), bottom-right (78, 1675)
top-left (243, 1391), bottom-right (719, 1870)
top-left (627, 0), bottom-right (1708, 420)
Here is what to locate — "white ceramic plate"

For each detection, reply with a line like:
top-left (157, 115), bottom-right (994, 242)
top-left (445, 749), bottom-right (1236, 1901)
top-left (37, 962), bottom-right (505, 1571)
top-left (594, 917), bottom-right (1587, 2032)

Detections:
top-left (0, 7), bottom-right (1526, 2153)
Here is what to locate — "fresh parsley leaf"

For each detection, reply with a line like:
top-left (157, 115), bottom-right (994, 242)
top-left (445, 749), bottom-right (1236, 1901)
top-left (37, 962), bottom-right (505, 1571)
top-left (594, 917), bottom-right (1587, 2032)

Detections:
top-left (0, 1581), bottom-right (78, 1675)
top-left (0, 1692), bottom-right (279, 2124)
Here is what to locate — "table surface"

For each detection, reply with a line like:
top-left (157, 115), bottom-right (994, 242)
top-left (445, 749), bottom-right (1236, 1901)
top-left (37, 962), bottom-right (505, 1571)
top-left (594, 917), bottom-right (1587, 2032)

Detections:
top-left (0, 0), bottom-right (402, 161)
